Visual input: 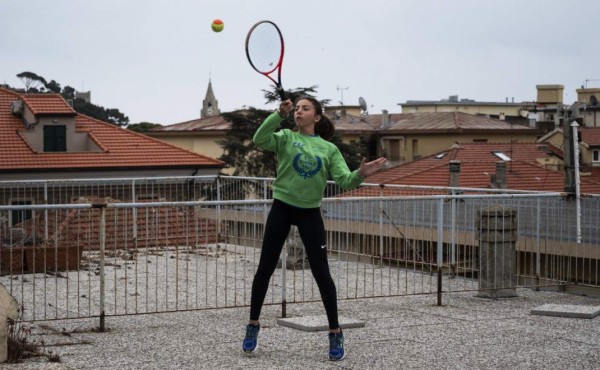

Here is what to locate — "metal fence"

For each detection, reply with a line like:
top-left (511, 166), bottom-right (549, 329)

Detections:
top-left (1, 176), bottom-right (598, 324)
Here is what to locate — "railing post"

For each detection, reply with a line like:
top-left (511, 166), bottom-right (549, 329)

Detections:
top-left (437, 198), bottom-right (444, 306)
top-left (450, 191), bottom-right (457, 277)
top-left (216, 175), bottom-right (222, 235)
top-left (92, 199), bottom-right (108, 332)
top-left (281, 241), bottom-right (287, 319)
top-left (535, 198), bottom-right (541, 288)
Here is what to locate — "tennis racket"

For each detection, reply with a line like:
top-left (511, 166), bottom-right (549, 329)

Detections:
top-left (245, 20), bottom-right (287, 101)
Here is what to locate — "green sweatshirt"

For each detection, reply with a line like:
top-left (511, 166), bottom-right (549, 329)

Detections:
top-left (253, 111), bottom-right (363, 208)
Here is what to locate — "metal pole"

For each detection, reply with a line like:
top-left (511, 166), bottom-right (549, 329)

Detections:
top-left (450, 192), bottom-right (457, 277)
top-left (437, 199), bottom-right (444, 306)
top-left (571, 122), bottom-right (582, 244)
top-left (379, 197), bottom-right (384, 264)
top-left (281, 239), bottom-right (287, 318)
top-left (535, 198), bottom-right (541, 287)
top-left (93, 201), bottom-right (107, 332)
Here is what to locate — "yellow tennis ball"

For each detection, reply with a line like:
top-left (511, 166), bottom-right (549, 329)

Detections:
top-left (211, 19), bottom-right (224, 32)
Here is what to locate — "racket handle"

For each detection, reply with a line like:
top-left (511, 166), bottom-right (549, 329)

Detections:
top-left (276, 86), bottom-right (287, 101)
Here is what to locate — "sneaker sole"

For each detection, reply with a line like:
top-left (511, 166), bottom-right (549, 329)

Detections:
top-left (243, 340), bottom-right (259, 356)
top-left (328, 351), bottom-right (346, 361)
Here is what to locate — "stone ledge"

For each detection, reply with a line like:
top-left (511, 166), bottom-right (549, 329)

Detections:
top-left (531, 304), bottom-right (600, 319)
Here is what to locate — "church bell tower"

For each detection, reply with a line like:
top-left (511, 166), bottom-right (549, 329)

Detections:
top-left (201, 79), bottom-right (220, 118)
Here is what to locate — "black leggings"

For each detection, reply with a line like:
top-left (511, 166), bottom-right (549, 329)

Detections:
top-left (249, 199), bottom-right (339, 329)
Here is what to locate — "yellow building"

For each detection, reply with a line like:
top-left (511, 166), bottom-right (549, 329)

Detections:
top-left (400, 94), bottom-right (529, 121)
top-left (146, 115), bottom-right (234, 174)
top-left (361, 111), bottom-right (543, 167)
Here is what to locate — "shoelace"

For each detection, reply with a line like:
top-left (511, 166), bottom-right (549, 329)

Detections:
top-left (328, 332), bottom-right (343, 347)
top-left (246, 325), bottom-right (259, 339)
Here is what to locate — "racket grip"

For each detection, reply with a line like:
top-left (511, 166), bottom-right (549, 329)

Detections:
top-left (276, 86), bottom-right (287, 101)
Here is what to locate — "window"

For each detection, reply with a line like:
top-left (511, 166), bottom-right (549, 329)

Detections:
top-left (389, 140), bottom-right (400, 161)
top-left (473, 139), bottom-right (488, 143)
top-left (412, 139), bottom-right (419, 159)
top-left (593, 149), bottom-right (600, 163)
top-left (10, 200), bottom-right (32, 226)
top-left (44, 125), bottom-right (67, 152)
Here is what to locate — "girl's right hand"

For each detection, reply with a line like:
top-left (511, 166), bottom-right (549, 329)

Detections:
top-left (278, 99), bottom-right (293, 116)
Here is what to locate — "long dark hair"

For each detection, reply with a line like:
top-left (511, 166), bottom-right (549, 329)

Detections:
top-left (295, 96), bottom-right (335, 141)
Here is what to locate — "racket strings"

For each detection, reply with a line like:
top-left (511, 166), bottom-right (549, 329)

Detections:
top-left (247, 24), bottom-right (283, 73)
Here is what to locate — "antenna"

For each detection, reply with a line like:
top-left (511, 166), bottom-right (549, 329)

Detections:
top-left (337, 85), bottom-right (349, 105)
top-left (358, 97), bottom-right (368, 116)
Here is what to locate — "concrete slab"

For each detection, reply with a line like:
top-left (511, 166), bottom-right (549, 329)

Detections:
top-left (530, 304), bottom-right (600, 319)
top-left (277, 315), bottom-right (366, 332)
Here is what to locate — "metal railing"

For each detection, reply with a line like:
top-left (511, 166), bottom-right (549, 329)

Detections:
top-left (1, 176), bottom-right (598, 325)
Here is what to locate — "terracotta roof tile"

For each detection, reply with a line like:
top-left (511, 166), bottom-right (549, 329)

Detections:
top-left (21, 93), bottom-right (76, 115)
top-left (580, 127), bottom-right (600, 146)
top-left (153, 110), bottom-right (539, 139)
top-left (362, 112), bottom-right (537, 133)
top-left (151, 115), bottom-right (232, 132)
top-left (357, 142), bottom-right (600, 194)
top-left (0, 88), bottom-right (224, 172)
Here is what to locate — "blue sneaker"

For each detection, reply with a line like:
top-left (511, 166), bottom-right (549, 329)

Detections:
top-left (328, 330), bottom-right (346, 361)
top-left (242, 323), bottom-right (260, 354)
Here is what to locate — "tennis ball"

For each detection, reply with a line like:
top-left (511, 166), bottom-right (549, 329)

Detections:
top-left (211, 19), bottom-right (224, 32)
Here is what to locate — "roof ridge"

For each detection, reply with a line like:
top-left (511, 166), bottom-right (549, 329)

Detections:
top-left (76, 114), bottom-right (224, 164)
top-left (381, 160), bottom-right (450, 183)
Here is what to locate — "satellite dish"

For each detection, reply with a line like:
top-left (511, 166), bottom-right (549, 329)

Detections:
top-left (358, 97), bottom-right (367, 112)
top-left (519, 109), bottom-right (529, 118)
top-left (590, 95), bottom-right (598, 107)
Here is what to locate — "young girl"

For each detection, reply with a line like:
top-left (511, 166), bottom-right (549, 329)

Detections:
top-left (243, 97), bottom-right (386, 361)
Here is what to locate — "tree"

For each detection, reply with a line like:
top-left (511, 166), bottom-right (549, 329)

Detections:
top-left (12, 72), bottom-right (130, 127)
top-left (262, 85), bottom-right (324, 105)
top-left (127, 122), bottom-right (163, 132)
top-left (218, 108), bottom-right (275, 177)
top-left (16, 71), bottom-right (47, 92)
top-left (72, 98), bottom-right (130, 127)
top-left (61, 85), bottom-right (76, 100)
top-left (44, 80), bottom-right (61, 93)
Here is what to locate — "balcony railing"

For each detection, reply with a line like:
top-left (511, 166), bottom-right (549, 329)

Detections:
top-left (0, 176), bottom-right (598, 325)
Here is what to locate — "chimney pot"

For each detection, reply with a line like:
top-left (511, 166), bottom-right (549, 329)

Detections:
top-left (494, 161), bottom-right (507, 189)
top-left (449, 160), bottom-right (461, 188)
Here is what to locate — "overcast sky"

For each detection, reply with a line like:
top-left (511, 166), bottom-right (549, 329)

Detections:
top-left (2, 0), bottom-right (599, 125)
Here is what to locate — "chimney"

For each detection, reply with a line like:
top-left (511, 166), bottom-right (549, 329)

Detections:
top-left (449, 160), bottom-right (461, 188)
top-left (381, 109), bottom-right (391, 128)
top-left (491, 161), bottom-right (507, 189)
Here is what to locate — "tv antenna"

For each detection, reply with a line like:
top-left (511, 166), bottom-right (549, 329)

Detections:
top-left (337, 85), bottom-right (349, 105)
top-left (584, 79), bottom-right (600, 88)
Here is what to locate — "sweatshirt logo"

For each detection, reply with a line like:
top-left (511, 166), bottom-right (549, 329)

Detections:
top-left (292, 153), bottom-right (322, 179)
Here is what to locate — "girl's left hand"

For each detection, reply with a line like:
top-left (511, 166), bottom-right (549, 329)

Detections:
top-left (358, 157), bottom-right (387, 178)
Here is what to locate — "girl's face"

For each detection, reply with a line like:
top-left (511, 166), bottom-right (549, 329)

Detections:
top-left (294, 99), bottom-right (321, 134)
